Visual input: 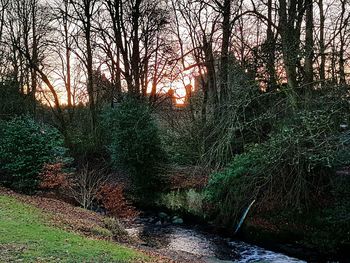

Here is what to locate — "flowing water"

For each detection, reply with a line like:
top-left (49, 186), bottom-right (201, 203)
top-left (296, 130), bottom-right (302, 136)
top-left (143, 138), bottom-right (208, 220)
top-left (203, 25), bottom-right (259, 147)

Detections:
top-left (125, 215), bottom-right (307, 263)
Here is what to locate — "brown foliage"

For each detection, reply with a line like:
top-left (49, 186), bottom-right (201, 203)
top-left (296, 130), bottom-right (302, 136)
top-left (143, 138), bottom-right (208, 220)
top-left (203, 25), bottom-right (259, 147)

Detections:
top-left (167, 166), bottom-right (210, 190)
top-left (39, 163), bottom-right (70, 190)
top-left (97, 184), bottom-right (138, 219)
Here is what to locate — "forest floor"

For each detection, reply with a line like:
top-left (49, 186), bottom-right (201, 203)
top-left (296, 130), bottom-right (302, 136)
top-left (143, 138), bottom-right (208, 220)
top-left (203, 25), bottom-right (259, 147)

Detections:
top-left (0, 187), bottom-right (173, 263)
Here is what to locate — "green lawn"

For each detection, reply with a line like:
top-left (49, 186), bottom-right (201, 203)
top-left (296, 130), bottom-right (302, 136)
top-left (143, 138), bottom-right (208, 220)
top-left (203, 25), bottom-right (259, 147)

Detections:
top-left (0, 195), bottom-right (148, 262)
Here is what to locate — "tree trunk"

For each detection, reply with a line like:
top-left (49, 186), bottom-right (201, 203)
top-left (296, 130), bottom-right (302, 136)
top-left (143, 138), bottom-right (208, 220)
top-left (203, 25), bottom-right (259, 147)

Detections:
top-left (318, 0), bottom-right (325, 84)
top-left (63, 0), bottom-right (72, 111)
top-left (304, 0), bottom-right (314, 88)
top-left (278, 0), bottom-right (305, 106)
top-left (131, 0), bottom-right (142, 96)
top-left (203, 35), bottom-right (218, 116)
top-left (30, 0), bottom-right (38, 115)
top-left (219, 0), bottom-right (231, 108)
top-left (339, 0), bottom-right (346, 84)
top-left (84, 2), bottom-right (97, 132)
top-left (266, 0), bottom-right (276, 91)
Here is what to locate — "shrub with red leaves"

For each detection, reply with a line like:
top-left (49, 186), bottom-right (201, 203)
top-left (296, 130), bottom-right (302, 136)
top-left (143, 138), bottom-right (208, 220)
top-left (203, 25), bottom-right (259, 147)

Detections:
top-left (97, 184), bottom-right (138, 219)
top-left (39, 163), bottom-right (70, 190)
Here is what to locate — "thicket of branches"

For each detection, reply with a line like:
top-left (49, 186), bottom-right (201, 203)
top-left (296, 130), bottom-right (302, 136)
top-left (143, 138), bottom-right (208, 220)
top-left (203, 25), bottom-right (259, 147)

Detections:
top-left (0, 0), bottom-right (350, 225)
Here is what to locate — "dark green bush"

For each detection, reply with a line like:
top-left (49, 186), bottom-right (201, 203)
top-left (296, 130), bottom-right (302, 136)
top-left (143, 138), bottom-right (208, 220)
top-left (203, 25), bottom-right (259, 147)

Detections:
top-left (0, 78), bottom-right (27, 118)
top-left (0, 117), bottom-right (70, 192)
top-left (206, 108), bottom-right (349, 225)
top-left (101, 97), bottom-right (166, 194)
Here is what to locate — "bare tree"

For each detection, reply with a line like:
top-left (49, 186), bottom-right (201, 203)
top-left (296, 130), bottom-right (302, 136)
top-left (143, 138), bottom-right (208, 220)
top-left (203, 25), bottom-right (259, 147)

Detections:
top-left (318, 0), bottom-right (325, 84)
top-left (266, 0), bottom-right (277, 90)
top-left (68, 165), bottom-right (108, 209)
top-left (304, 0), bottom-right (314, 88)
top-left (278, 0), bottom-right (305, 94)
top-left (217, 0), bottom-right (232, 107)
top-left (69, 0), bottom-right (100, 131)
top-left (101, 0), bottom-right (170, 99)
top-left (338, 0), bottom-right (349, 85)
top-left (52, 0), bottom-right (75, 113)
top-left (0, 0), bottom-right (9, 69)
top-left (4, 0), bottom-right (72, 133)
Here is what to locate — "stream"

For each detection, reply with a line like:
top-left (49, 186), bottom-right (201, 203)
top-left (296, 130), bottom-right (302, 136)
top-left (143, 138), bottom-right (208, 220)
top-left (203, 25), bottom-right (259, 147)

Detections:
top-left (125, 214), bottom-right (307, 263)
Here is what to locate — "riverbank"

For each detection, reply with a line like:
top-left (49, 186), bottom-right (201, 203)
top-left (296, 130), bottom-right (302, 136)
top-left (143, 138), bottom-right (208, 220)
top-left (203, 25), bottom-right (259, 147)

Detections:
top-left (142, 200), bottom-right (349, 262)
top-left (0, 187), bottom-right (172, 262)
top-left (0, 187), bottom-right (301, 262)
top-left (240, 209), bottom-right (350, 262)
top-left (1, 183), bottom-right (347, 262)
top-left (149, 168), bottom-right (350, 263)
top-left (123, 211), bottom-right (306, 262)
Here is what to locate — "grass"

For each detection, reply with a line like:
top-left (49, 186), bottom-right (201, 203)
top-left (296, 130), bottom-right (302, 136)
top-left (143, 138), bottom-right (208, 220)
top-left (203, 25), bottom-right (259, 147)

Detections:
top-left (0, 195), bottom-right (148, 262)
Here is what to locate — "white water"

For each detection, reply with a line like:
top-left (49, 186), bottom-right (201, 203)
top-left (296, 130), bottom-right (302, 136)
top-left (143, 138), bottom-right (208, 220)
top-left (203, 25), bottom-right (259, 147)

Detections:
top-left (166, 227), bottom-right (305, 262)
top-left (229, 240), bottom-right (306, 263)
top-left (126, 218), bottom-right (306, 263)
